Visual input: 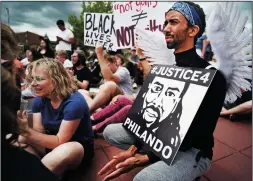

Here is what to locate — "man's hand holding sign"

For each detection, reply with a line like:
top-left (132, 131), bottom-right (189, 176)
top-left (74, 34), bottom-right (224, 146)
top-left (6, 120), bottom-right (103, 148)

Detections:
top-left (98, 146), bottom-right (149, 181)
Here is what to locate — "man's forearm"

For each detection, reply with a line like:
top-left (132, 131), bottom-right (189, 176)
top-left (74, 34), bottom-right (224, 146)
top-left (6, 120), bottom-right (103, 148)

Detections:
top-left (224, 100), bottom-right (252, 115)
top-left (97, 54), bottom-right (114, 80)
top-left (76, 80), bottom-right (89, 90)
top-left (140, 59), bottom-right (151, 79)
top-left (62, 39), bottom-right (72, 44)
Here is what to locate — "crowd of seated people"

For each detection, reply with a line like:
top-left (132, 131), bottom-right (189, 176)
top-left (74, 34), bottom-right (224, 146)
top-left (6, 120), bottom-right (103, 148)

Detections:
top-left (3, 10), bottom-right (251, 180)
top-left (83, 45), bottom-right (133, 113)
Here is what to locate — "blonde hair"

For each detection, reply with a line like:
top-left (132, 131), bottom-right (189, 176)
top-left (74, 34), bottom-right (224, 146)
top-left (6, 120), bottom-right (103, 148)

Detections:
top-left (56, 50), bottom-right (67, 58)
top-left (26, 58), bottom-right (77, 99)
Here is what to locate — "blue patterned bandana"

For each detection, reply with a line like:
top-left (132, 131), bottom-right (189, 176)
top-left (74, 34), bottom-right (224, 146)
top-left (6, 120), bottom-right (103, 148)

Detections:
top-left (169, 2), bottom-right (202, 30)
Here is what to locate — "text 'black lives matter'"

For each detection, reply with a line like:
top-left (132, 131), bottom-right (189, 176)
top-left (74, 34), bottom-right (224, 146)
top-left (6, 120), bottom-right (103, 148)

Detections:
top-left (84, 13), bottom-right (115, 50)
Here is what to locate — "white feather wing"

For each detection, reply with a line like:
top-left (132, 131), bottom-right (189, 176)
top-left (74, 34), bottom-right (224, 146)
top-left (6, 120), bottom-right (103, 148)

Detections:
top-left (135, 27), bottom-right (175, 66)
top-left (206, 2), bottom-right (252, 103)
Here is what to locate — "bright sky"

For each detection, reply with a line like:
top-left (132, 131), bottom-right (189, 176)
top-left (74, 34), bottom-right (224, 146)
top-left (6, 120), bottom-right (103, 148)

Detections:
top-left (1, 1), bottom-right (252, 41)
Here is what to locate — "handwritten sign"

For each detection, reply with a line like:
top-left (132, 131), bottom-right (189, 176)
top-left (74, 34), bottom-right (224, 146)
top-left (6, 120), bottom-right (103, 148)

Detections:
top-left (84, 13), bottom-right (117, 51)
top-left (123, 65), bottom-right (216, 166)
top-left (113, 2), bottom-right (172, 49)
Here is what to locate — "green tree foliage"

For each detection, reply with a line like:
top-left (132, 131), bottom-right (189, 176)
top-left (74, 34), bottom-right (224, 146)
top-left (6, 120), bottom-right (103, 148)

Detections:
top-left (68, 2), bottom-right (113, 42)
top-left (23, 42), bottom-right (30, 53)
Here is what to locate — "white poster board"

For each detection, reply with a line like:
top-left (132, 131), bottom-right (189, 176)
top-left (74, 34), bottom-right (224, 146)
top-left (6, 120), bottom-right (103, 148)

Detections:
top-left (113, 2), bottom-right (172, 49)
top-left (84, 13), bottom-right (117, 51)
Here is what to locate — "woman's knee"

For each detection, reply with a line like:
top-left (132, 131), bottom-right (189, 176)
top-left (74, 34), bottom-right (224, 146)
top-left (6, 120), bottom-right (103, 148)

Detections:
top-left (63, 142), bottom-right (84, 161)
top-left (100, 81), bottom-right (118, 92)
top-left (124, 105), bottom-right (132, 111)
top-left (118, 96), bottom-right (134, 106)
top-left (48, 142), bottom-right (84, 164)
top-left (41, 142), bottom-right (84, 176)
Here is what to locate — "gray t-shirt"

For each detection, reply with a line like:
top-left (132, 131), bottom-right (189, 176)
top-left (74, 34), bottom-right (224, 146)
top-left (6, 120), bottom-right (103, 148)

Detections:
top-left (115, 66), bottom-right (133, 95)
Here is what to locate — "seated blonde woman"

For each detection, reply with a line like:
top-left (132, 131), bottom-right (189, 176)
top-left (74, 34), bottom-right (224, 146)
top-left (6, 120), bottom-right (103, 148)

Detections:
top-left (17, 58), bottom-right (94, 177)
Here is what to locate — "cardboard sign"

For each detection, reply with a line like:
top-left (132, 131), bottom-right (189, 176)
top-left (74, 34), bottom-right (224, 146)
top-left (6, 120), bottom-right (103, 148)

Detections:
top-left (84, 13), bottom-right (117, 51)
top-left (113, 2), bottom-right (172, 49)
top-left (123, 65), bottom-right (216, 166)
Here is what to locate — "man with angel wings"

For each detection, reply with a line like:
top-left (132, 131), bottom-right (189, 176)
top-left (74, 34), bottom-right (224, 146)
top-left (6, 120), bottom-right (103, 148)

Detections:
top-left (98, 2), bottom-right (252, 181)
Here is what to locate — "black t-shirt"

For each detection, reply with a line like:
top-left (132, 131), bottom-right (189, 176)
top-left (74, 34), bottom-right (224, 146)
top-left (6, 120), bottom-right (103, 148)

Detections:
top-left (74, 66), bottom-right (92, 90)
top-left (38, 49), bottom-right (55, 59)
top-left (2, 142), bottom-right (58, 181)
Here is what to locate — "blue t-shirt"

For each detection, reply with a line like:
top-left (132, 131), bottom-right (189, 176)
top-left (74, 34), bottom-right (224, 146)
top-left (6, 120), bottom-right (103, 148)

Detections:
top-left (196, 35), bottom-right (211, 53)
top-left (32, 91), bottom-right (94, 145)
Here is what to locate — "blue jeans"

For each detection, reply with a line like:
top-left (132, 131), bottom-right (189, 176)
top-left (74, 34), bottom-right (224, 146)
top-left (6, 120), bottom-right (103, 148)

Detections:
top-left (103, 123), bottom-right (212, 181)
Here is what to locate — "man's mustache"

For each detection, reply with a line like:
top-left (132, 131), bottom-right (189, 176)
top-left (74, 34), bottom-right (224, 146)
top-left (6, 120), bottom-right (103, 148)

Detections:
top-left (165, 32), bottom-right (174, 37)
top-left (145, 105), bottom-right (162, 119)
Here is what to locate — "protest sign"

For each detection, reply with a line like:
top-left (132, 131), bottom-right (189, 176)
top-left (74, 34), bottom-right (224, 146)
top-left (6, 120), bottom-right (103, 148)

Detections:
top-left (113, 2), bottom-right (172, 49)
top-left (123, 65), bottom-right (216, 166)
top-left (84, 13), bottom-right (117, 51)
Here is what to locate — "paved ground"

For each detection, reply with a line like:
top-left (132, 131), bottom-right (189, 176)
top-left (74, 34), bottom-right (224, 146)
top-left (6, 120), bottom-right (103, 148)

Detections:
top-left (63, 117), bottom-right (252, 181)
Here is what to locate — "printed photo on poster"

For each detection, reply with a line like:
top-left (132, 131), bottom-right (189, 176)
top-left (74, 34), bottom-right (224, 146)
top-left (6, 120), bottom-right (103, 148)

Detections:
top-left (123, 65), bottom-right (216, 165)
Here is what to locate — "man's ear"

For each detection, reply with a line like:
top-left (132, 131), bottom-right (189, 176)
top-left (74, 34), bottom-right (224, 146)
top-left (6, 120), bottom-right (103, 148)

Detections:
top-left (188, 25), bottom-right (200, 38)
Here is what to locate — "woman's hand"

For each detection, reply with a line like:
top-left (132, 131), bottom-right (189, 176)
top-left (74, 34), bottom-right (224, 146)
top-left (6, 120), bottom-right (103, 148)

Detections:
top-left (17, 110), bottom-right (30, 137)
top-left (110, 95), bottom-right (122, 105)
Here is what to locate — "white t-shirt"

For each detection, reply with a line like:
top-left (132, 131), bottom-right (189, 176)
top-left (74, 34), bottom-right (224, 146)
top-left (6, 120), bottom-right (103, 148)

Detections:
top-left (21, 57), bottom-right (29, 66)
top-left (56, 29), bottom-right (74, 51)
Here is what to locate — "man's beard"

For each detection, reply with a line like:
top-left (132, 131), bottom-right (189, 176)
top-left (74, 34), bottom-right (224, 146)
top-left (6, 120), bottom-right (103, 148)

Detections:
top-left (74, 60), bottom-right (81, 66)
top-left (165, 32), bottom-right (178, 49)
top-left (167, 42), bottom-right (177, 49)
top-left (143, 105), bottom-right (163, 129)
